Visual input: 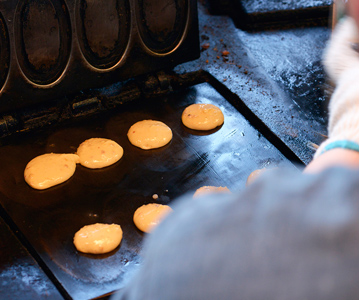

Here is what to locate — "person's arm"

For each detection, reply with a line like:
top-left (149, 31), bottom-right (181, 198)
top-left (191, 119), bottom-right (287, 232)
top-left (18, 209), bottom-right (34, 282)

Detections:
top-left (347, 0), bottom-right (359, 31)
top-left (304, 148), bottom-right (359, 173)
top-left (306, 15), bottom-right (359, 173)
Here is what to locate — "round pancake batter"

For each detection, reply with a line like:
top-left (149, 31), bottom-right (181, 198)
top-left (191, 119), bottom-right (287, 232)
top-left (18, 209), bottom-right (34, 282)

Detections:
top-left (76, 138), bottom-right (124, 169)
top-left (182, 103), bottom-right (224, 130)
top-left (246, 168), bottom-right (267, 186)
top-left (73, 223), bottom-right (123, 254)
top-left (24, 153), bottom-right (80, 190)
top-left (127, 120), bottom-right (172, 150)
top-left (193, 186), bottom-right (231, 198)
top-left (133, 203), bottom-right (173, 233)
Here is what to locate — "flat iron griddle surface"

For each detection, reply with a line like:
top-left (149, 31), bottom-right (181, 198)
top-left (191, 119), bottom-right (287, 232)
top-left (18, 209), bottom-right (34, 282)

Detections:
top-left (0, 83), bottom-right (295, 299)
top-left (0, 216), bottom-right (63, 299)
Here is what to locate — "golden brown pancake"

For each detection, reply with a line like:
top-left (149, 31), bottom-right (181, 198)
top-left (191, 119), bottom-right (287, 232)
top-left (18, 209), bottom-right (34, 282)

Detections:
top-left (76, 138), bottom-right (124, 169)
top-left (182, 104), bottom-right (224, 130)
top-left (73, 223), bottom-right (123, 254)
top-left (193, 186), bottom-right (231, 198)
top-left (24, 153), bottom-right (80, 190)
top-left (246, 168), bottom-right (267, 186)
top-left (128, 120), bottom-right (173, 150)
top-left (133, 203), bottom-right (173, 233)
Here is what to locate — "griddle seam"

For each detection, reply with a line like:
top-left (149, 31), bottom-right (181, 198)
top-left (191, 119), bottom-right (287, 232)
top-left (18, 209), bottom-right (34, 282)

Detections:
top-left (203, 70), bottom-right (305, 167)
top-left (0, 201), bottom-right (71, 300)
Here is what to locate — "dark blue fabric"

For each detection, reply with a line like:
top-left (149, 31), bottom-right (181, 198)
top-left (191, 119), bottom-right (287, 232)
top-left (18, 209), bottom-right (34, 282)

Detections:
top-left (113, 167), bottom-right (359, 300)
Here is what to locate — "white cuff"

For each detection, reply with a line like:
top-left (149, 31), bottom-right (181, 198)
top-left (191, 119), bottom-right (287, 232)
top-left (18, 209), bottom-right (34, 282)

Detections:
top-left (323, 17), bottom-right (359, 83)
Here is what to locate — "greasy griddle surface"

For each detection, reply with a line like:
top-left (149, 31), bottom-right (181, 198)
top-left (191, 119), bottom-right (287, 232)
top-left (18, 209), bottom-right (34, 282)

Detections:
top-left (0, 83), bottom-right (295, 299)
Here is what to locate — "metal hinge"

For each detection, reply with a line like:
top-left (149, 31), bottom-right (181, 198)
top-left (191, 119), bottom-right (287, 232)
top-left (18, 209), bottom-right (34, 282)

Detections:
top-left (0, 70), bottom-right (206, 139)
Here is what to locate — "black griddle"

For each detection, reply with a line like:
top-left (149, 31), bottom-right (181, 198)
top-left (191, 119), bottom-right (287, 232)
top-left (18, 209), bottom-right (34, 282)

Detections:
top-left (0, 216), bottom-right (63, 299)
top-left (0, 0), bottom-right (331, 299)
top-left (0, 82), bottom-right (297, 300)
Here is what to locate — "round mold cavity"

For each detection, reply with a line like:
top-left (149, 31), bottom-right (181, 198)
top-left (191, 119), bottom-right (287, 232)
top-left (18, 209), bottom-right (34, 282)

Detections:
top-left (15, 0), bottom-right (71, 85)
top-left (76, 0), bottom-right (131, 70)
top-left (136, 0), bottom-right (188, 54)
top-left (0, 13), bottom-right (10, 91)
